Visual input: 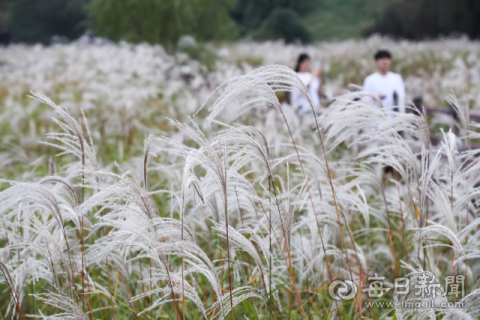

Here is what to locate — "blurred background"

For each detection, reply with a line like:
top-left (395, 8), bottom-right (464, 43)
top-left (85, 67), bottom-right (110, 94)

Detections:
top-left (0, 0), bottom-right (479, 46)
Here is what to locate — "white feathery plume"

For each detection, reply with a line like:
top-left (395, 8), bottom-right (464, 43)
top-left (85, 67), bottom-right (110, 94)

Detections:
top-left (29, 91), bottom-right (98, 172)
top-left (212, 222), bottom-right (268, 286)
top-left (28, 289), bottom-right (88, 320)
top-left (207, 286), bottom-right (266, 320)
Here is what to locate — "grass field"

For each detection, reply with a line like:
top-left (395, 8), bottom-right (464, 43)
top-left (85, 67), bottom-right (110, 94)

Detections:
top-left (1, 37), bottom-right (480, 319)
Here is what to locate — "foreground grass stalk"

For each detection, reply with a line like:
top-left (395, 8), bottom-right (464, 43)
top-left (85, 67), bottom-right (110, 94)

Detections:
top-left (395, 172), bottom-right (409, 261)
top-left (0, 262), bottom-right (24, 320)
top-left (223, 180), bottom-right (235, 320)
top-left (143, 140), bottom-right (182, 319)
top-left (118, 269), bottom-right (139, 313)
top-left (277, 107), bottom-right (338, 318)
top-left (380, 177), bottom-right (398, 277)
top-left (106, 257), bottom-right (116, 320)
top-left (267, 173), bottom-right (306, 320)
top-left (257, 202), bottom-right (302, 317)
top-left (150, 256), bottom-right (154, 320)
top-left (77, 119), bottom-right (88, 314)
top-left (450, 169), bottom-right (455, 303)
top-left (307, 106), bottom-right (361, 318)
top-left (268, 179), bottom-right (273, 315)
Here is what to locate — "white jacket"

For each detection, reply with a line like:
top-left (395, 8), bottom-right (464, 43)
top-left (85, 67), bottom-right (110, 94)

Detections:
top-left (291, 72), bottom-right (321, 114)
top-left (363, 71), bottom-right (406, 115)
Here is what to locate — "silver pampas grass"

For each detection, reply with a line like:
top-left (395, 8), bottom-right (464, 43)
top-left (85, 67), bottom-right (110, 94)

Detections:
top-left (1, 38), bottom-right (480, 320)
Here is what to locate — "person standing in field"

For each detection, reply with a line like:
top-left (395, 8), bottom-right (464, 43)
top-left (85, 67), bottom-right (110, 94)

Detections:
top-left (363, 50), bottom-right (406, 117)
top-left (291, 53), bottom-right (323, 116)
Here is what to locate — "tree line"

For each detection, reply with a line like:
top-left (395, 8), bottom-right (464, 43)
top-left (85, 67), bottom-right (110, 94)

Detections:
top-left (0, 0), bottom-right (479, 46)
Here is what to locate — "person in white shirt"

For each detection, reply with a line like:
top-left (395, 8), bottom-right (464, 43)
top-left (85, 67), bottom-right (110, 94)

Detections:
top-left (291, 53), bottom-right (323, 116)
top-left (363, 50), bottom-right (406, 117)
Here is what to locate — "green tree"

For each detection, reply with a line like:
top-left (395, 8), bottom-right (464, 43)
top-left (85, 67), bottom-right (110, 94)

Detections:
top-left (231, 0), bottom-right (314, 35)
top-left (368, 0), bottom-right (480, 40)
top-left (8, 0), bottom-right (88, 44)
top-left (253, 8), bottom-right (311, 43)
top-left (87, 0), bottom-right (237, 48)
